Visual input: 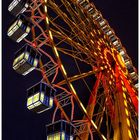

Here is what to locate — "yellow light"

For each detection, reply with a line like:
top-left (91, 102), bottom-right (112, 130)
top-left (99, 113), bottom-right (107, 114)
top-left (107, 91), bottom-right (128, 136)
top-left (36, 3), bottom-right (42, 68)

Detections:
top-left (97, 41), bottom-right (101, 45)
top-left (122, 86), bottom-right (127, 92)
top-left (125, 108), bottom-right (129, 116)
top-left (13, 57), bottom-right (18, 66)
top-left (27, 104), bottom-right (34, 110)
top-left (47, 132), bottom-right (61, 140)
top-left (90, 32), bottom-right (94, 37)
top-left (80, 102), bottom-right (87, 113)
top-left (97, 30), bottom-right (101, 35)
top-left (117, 54), bottom-right (126, 68)
top-left (91, 120), bottom-right (97, 129)
top-left (44, 6), bottom-right (47, 13)
top-left (33, 93), bottom-right (40, 103)
top-left (123, 93), bottom-right (126, 99)
top-left (61, 132), bottom-right (65, 140)
top-left (110, 75), bottom-right (113, 79)
top-left (33, 58), bottom-right (38, 67)
top-left (40, 92), bottom-right (44, 102)
top-left (54, 132), bottom-right (60, 140)
top-left (70, 84), bottom-right (76, 95)
top-left (47, 135), bottom-right (52, 140)
top-left (100, 67), bottom-right (104, 70)
top-left (27, 96), bottom-right (33, 106)
top-left (61, 64), bottom-right (67, 76)
top-left (128, 130), bottom-right (132, 139)
top-left (132, 88), bottom-right (136, 93)
top-left (93, 29), bottom-right (97, 34)
top-left (121, 80), bottom-right (124, 85)
top-left (67, 37), bottom-right (72, 40)
top-left (54, 47), bottom-right (59, 57)
top-left (19, 53), bottom-right (24, 60)
top-left (109, 81), bottom-right (112, 85)
top-left (45, 17), bottom-right (49, 24)
top-left (24, 52), bottom-right (29, 60)
top-left (90, 40), bottom-right (94, 44)
top-left (94, 52), bottom-right (97, 56)
top-left (98, 46), bottom-right (101, 51)
top-left (126, 118), bottom-right (130, 127)
top-left (100, 56), bottom-right (103, 59)
top-left (124, 100), bottom-right (127, 107)
top-left (101, 134), bottom-right (107, 140)
top-left (49, 98), bottom-right (53, 107)
top-left (49, 30), bottom-right (53, 40)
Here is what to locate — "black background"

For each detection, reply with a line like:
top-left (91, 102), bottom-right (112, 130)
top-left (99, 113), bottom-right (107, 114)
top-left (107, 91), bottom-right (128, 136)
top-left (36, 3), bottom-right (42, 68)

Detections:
top-left (2, 0), bottom-right (138, 140)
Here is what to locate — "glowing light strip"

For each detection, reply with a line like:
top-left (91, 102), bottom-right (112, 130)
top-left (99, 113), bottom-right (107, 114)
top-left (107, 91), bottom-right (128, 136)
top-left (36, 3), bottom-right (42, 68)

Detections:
top-left (121, 81), bottom-right (132, 139)
top-left (43, 2), bottom-right (107, 139)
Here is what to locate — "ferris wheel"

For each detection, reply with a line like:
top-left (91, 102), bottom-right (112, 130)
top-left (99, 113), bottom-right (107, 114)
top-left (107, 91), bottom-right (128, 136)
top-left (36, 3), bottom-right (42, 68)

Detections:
top-left (7, 0), bottom-right (138, 140)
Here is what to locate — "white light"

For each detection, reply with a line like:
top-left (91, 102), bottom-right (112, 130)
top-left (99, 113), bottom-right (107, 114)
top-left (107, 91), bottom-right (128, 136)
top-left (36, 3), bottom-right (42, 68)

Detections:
top-left (61, 64), bottom-right (67, 76)
top-left (24, 52), bottom-right (29, 60)
top-left (26, 26), bottom-right (31, 33)
top-left (8, 20), bottom-right (17, 32)
top-left (22, 67), bottom-right (35, 76)
top-left (34, 101), bottom-right (42, 107)
top-left (19, 59), bottom-right (26, 65)
top-left (44, 6), bottom-right (47, 13)
top-left (12, 25), bottom-right (19, 33)
top-left (20, 7), bottom-right (26, 14)
top-left (40, 92), bottom-right (44, 102)
top-left (120, 50), bottom-right (125, 56)
top-left (13, 63), bottom-right (20, 70)
top-left (99, 20), bottom-right (105, 26)
top-left (113, 40), bottom-right (119, 46)
top-left (25, 3), bottom-right (29, 8)
top-left (7, 30), bottom-right (14, 36)
top-left (8, 5), bottom-right (13, 11)
top-left (54, 47), bottom-right (59, 57)
top-left (33, 58), bottom-right (38, 67)
top-left (18, 19), bottom-right (22, 27)
top-left (16, 33), bottom-right (28, 43)
top-left (61, 132), bottom-right (65, 140)
top-left (135, 83), bottom-right (138, 89)
top-left (49, 98), bottom-right (53, 107)
top-left (106, 30), bottom-right (112, 36)
top-left (130, 72), bottom-right (136, 77)
top-left (27, 104), bottom-right (34, 110)
top-left (70, 136), bottom-right (74, 140)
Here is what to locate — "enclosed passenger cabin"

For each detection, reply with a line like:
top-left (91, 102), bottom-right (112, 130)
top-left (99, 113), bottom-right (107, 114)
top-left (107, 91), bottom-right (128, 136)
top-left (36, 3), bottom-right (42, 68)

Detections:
top-left (27, 82), bottom-right (56, 114)
top-left (7, 14), bottom-right (31, 43)
top-left (13, 44), bottom-right (41, 75)
top-left (8, 0), bottom-right (29, 16)
top-left (46, 120), bottom-right (74, 140)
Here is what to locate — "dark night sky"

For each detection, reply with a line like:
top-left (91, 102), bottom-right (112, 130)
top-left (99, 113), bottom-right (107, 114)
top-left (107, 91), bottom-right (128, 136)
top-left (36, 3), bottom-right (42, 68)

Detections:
top-left (2, 0), bottom-right (138, 140)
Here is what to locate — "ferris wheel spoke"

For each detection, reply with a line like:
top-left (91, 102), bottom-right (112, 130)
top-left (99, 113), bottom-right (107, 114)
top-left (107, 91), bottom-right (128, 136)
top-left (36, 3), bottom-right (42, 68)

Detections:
top-left (49, 28), bottom-right (97, 63)
top-left (56, 47), bottom-right (96, 65)
top-left (60, 0), bottom-right (91, 34)
top-left (48, 1), bottom-right (93, 46)
top-left (47, 10), bottom-right (99, 56)
top-left (57, 70), bottom-right (97, 86)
